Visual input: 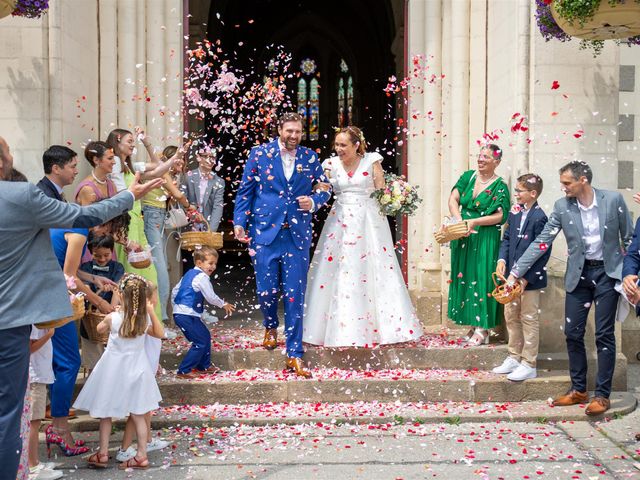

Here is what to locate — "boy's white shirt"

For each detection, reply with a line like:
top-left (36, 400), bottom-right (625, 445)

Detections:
top-left (171, 267), bottom-right (225, 317)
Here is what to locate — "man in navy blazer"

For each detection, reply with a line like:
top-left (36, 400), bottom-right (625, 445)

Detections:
top-left (494, 174), bottom-right (551, 382)
top-left (0, 136), bottom-right (163, 478)
top-left (233, 113), bottom-right (330, 377)
top-left (35, 145), bottom-right (80, 201)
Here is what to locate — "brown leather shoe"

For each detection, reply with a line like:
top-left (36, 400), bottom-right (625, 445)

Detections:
top-left (176, 371), bottom-right (197, 379)
top-left (45, 405), bottom-right (77, 420)
top-left (286, 357), bottom-right (312, 378)
top-left (585, 396), bottom-right (611, 416)
top-left (263, 328), bottom-right (277, 350)
top-left (552, 390), bottom-right (588, 406)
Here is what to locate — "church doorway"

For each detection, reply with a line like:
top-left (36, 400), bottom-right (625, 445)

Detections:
top-left (186, 0), bottom-right (406, 300)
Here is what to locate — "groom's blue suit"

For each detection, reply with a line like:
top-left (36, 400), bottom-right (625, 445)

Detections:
top-left (234, 139), bottom-right (330, 357)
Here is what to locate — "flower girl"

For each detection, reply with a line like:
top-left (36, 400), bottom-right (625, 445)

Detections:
top-left (73, 274), bottom-right (164, 470)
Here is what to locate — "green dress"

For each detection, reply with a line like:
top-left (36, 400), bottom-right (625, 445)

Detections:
top-left (447, 170), bottom-right (510, 329)
top-left (115, 172), bottom-right (162, 318)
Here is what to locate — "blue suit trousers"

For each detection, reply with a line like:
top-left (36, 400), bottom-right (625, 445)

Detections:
top-left (50, 320), bottom-right (81, 417)
top-left (174, 313), bottom-right (211, 374)
top-left (253, 228), bottom-right (309, 358)
top-left (0, 325), bottom-right (30, 479)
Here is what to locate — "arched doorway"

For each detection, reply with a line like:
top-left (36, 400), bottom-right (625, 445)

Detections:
top-left (185, 0), bottom-right (405, 301)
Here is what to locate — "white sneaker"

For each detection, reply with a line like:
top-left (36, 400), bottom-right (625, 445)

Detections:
top-left (147, 438), bottom-right (170, 452)
top-left (29, 464), bottom-right (63, 480)
top-left (492, 357), bottom-right (520, 374)
top-left (163, 327), bottom-right (179, 340)
top-left (116, 446), bottom-right (137, 462)
top-left (201, 311), bottom-right (219, 324)
top-left (507, 363), bottom-right (537, 382)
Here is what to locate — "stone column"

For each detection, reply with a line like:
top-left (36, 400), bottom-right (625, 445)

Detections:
top-left (146, 0), bottom-right (166, 145)
top-left (165, 0), bottom-right (183, 144)
top-left (117, 0), bottom-right (136, 130)
top-left (99, 0), bottom-right (118, 138)
top-left (135, 0), bottom-right (146, 142)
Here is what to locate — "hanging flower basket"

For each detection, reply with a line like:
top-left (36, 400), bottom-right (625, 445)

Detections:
top-left (11, 0), bottom-right (48, 18)
top-left (0, 0), bottom-right (16, 19)
top-left (551, 0), bottom-right (640, 40)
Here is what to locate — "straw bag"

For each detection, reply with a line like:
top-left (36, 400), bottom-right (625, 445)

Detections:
top-left (128, 249), bottom-right (152, 269)
top-left (490, 272), bottom-right (523, 305)
top-left (36, 293), bottom-right (85, 329)
top-left (180, 219), bottom-right (223, 251)
top-left (82, 309), bottom-right (109, 343)
top-left (434, 220), bottom-right (469, 244)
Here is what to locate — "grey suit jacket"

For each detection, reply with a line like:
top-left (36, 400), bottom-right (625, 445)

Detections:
top-left (0, 182), bottom-right (134, 330)
top-left (512, 188), bottom-right (632, 292)
top-left (184, 169), bottom-right (225, 231)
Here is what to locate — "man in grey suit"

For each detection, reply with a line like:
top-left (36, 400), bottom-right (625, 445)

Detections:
top-left (184, 146), bottom-right (225, 232)
top-left (0, 136), bottom-right (163, 478)
top-left (507, 161), bottom-right (632, 416)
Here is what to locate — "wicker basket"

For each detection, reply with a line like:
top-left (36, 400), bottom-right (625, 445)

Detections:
top-left (491, 272), bottom-right (523, 305)
top-left (128, 249), bottom-right (152, 269)
top-left (36, 293), bottom-right (85, 329)
top-left (181, 219), bottom-right (223, 251)
top-left (434, 220), bottom-right (469, 244)
top-left (82, 309), bottom-right (109, 343)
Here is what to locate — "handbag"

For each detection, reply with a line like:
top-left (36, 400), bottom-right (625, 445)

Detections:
top-left (164, 207), bottom-right (189, 230)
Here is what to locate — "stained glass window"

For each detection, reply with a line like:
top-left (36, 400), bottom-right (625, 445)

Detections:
top-left (338, 78), bottom-right (345, 127)
top-left (337, 59), bottom-right (354, 128)
top-left (297, 78), bottom-right (308, 139)
top-left (309, 78), bottom-right (319, 141)
top-left (295, 57), bottom-right (320, 141)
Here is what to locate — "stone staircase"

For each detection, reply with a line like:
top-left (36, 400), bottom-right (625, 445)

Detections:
top-left (73, 325), bottom-right (629, 413)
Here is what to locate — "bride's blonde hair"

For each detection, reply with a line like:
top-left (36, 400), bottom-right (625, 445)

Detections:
top-left (334, 126), bottom-right (367, 156)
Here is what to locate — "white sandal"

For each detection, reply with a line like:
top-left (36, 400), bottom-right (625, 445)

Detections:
top-left (467, 329), bottom-right (489, 346)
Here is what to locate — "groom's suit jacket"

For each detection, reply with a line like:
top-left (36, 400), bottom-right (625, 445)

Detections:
top-left (233, 139), bottom-right (330, 250)
top-left (512, 188), bottom-right (632, 293)
top-left (0, 182), bottom-right (134, 330)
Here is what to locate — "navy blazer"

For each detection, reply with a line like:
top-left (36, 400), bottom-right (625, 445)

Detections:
top-left (36, 176), bottom-right (64, 201)
top-left (498, 202), bottom-right (551, 290)
top-left (621, 218), bottom-right (640, 316)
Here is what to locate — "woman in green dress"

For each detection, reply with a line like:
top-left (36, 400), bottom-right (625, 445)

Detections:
top-left (446, 144), bottom-right (511, 346)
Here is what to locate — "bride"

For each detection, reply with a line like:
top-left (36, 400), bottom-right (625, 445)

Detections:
top-left (303, 126), bottom-right (423, 347)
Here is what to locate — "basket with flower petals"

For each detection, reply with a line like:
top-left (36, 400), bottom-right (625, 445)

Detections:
top-left (491, 272), bottom-right (523, 305)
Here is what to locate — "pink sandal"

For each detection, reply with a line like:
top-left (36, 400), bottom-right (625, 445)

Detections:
top-left (119, 455), bottom-right (149, 470)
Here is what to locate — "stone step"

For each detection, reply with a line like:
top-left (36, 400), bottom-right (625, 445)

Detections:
top-left (160, 339), bottom-right (628, 390)
top-left (76, 368), bottom-right (573, 405)
top-left (67, 392), bottom-right (637, 432)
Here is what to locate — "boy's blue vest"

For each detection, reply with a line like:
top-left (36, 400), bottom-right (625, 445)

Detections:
top-left (174, 269), bottom-right (204, 314)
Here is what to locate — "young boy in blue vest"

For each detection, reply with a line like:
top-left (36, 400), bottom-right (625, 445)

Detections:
top-left (171, 246), bottom-right (235, 378)
top-left (493, 174), bottom-right (551, 382)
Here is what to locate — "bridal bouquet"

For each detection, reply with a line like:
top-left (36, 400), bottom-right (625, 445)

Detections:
top-left (370, 173), bottom-right (422, 216)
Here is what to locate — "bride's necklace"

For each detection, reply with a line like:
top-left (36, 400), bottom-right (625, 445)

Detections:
top-left (476, 172), bottom-right (496, 185)
top-left (91, 170), bottom-right (107, 185)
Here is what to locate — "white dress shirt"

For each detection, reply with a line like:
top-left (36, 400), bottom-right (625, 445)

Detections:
top-left (278, 139), bottom-right (296, 181)
top-left (577, 193), bottom-right (603, 260)
top-left (171, 267), bottom-right (225, 318)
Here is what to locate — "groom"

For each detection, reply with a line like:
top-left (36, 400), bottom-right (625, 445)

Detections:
top-left (233, 112), bottom-right (331, 378)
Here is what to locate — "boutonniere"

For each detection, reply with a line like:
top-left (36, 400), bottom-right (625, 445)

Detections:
top-left (510, 204), bottom-right (522, 215)
top-left (296, 164), bottom-right (303, 174)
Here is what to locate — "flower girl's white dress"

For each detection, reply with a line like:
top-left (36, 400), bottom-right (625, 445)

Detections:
top-left (302, 152), bottom-right (423, 347)
top-left (74, 311), bottom-right (161, 418)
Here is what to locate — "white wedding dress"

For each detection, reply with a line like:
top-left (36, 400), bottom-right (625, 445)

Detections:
top-left (303, 152), bottom-right (423, 347)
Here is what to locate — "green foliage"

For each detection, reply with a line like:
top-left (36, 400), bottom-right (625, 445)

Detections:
top-left (444, 416), bottom-right (461, 425)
